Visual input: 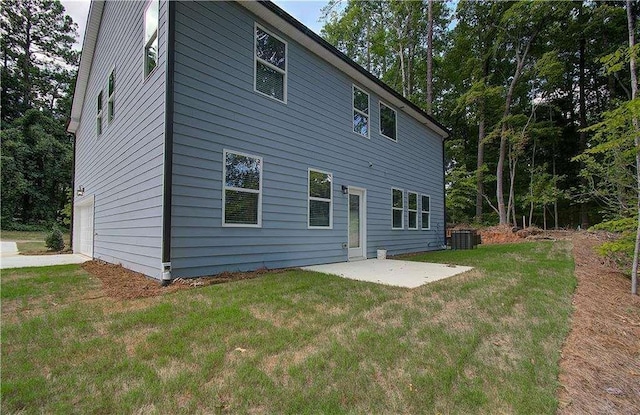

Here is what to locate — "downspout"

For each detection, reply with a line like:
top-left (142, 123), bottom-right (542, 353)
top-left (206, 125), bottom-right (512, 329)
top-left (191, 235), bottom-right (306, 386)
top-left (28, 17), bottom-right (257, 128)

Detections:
top-left (161, 0), bottom-right (176, 286)
top-left (442, 138), bottom-right (447, 249)
top-left (69, 131), bottom-right (76, 251)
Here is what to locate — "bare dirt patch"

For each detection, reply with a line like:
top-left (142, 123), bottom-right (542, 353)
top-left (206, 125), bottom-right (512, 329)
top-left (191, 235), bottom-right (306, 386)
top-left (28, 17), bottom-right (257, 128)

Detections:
top-left (558, 233), bottom-right (640, 414)
top-left (477, 226), bottom-right (574, 245)
top-left (81, 261), bottom-right (273, 300)
top-left (82, 261), bottom-right (189, 299)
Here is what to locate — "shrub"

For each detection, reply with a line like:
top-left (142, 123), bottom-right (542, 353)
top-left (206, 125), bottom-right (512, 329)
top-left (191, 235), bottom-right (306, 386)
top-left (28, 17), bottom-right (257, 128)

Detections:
top-left (45, 227), bottom-right (65, 252)
top-left (590, 218), bottom-right (636, 273)
top-left (1, 220), bottom-right (49, 232)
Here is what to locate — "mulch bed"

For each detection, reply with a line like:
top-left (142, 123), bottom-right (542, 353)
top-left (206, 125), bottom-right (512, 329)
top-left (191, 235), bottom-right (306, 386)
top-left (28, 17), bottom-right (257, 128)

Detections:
top-left (558, 233), bottom-right (640, 414)
top-left (81, 260), bottom-right (267, 300)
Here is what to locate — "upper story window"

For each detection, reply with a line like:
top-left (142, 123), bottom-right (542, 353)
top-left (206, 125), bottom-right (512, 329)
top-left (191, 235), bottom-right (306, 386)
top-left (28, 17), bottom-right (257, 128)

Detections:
top-left (255, 24), bottom-right (287, 103)
top-left (107, 69), bottom-right (115, 122)
top-left (144, 0), bottom-right (159, 78)
top-left (353, 85), bottom-right (369, 138)
top-left (392, 188), bottom-right (403, 229)
top-left (308, 169), bottom-right (333, 228)
top-left (408, 192), bottom-right (418, 230)
top-left (223, 150), bottom-right (263, 227)
top-left (421, 195), bottom-right (431, 230)
top-left (380, 101), bottom-right (397, 141)
top-left (96, 91), bottom-right (103, 136)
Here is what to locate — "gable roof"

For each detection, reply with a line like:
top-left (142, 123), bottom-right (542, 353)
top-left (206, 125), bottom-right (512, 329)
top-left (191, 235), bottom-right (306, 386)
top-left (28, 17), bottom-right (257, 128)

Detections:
top-left (68, 0), bottom-right (449, 139)
top-left (68, 0), bottom-right (104, 134)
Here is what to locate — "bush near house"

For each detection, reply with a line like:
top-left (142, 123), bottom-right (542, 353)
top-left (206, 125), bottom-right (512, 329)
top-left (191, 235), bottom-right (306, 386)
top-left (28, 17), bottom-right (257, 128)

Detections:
top-left (45, 227), bottom-right (65, 251)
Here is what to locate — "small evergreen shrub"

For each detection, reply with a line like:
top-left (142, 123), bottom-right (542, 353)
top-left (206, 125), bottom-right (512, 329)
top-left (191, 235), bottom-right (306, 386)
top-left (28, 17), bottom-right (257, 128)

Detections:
top-left (45, 227), bottom-right (65, 252)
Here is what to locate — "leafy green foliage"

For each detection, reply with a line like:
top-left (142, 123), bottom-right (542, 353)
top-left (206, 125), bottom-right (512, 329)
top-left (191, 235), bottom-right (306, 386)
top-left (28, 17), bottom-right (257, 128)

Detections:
top-left (590, 218), bottom-right (637, 272)
top-left (1, 110), bottom-right (73, 229)
top-left (0, 0), bottom-right (79, 122)
top-left (45, 226), bottom-right (65, 251)
top-left (0, 0), bottom-right (77, 231)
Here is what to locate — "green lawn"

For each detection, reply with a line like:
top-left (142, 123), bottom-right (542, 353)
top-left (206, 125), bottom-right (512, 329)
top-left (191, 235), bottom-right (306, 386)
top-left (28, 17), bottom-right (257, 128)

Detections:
top-left (1, 230), bottom-right (71, 253)
top-left (1, 242), bottom-right (576, 414)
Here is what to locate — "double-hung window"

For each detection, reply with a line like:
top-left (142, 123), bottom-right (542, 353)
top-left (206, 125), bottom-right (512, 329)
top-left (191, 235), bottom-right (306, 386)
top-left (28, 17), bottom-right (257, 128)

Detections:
top-left (353, 85), bottom-right (369, 137)
top-left (107, 69), bottom-right (115, 122)
top-left (144, 0), bottom-right (159, 78)
top-left (379, 101), bottom-right (397, 141)
top-left (255, 24), bottom-right (287, 103)
top-left (96, 91), bottom-right (103, 136)
top-left (408, 192), bottom-right (418, 230)
top-left (308, 169), bottom-right (332, 228)
top-left (392, 188), bottom-right (404, 229)
top-left (421, 195), bottom-right (431, 230)
top-left (223, 150), bottom-right (263, 227)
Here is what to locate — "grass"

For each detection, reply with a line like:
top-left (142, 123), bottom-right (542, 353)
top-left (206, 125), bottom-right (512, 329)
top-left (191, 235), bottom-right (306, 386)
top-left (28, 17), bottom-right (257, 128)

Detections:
top-left (1, 241), bottom-right (576, 414)
top-left (1, 230), bottom-right (71, 253)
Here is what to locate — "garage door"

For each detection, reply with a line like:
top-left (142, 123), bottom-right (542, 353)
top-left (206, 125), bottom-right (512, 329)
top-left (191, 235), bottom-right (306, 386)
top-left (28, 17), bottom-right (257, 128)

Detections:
top-left (76, 199), bottom-right (94, 257)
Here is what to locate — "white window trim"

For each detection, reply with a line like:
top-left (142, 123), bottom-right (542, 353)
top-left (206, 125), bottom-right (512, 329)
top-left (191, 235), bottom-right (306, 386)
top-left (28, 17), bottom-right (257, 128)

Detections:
top-left (143, 0), bottom-right (159, 80)
top-left (392, 187), bottom-right (404, 230)
top-left (408, 191), bottom-right (418, 230)
top-left (352, 84), bottom-right (370, 139)
top-left (421, 194), bottom-right (431, 230)
top-left (96, 91), bottom-right (103, 136)
top-left (222, 149), bottom-right (263, 228)
top-left (107, 66), bottom-right (115, 123)
top-left (307, 168), bottom-right (333, 229)
top-left (254, 23), bottom-right (288, 104)
top-left (379, 101), bottom-right (397, 142)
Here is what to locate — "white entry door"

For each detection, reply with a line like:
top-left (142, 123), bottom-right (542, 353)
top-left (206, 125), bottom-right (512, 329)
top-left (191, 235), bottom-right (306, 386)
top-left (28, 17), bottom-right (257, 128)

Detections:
top-left (75, 198), bottom-right (94, 257)
top-left (348, 187), bottom-right (366, 260)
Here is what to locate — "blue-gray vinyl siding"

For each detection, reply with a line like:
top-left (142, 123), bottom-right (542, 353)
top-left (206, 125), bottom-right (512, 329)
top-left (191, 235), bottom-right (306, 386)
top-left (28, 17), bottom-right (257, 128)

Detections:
top-left (171, 1), bottom-right (445, 277)
top-left (73, 0), bottom-right (167, 278)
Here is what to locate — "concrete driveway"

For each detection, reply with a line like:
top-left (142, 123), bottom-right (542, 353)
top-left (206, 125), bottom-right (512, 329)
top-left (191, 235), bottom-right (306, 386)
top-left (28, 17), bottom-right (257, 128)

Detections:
top-left (303, 259), bottom-right (473, 288)
top-left (0, 241), bottom-right (89, 270)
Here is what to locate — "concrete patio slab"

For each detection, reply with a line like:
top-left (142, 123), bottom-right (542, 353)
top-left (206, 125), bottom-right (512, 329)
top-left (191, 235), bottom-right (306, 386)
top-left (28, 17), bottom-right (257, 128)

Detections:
top-left (303, 259), bottom-right (473, 288)
top-left (0, 253), bottom-right (90, 270)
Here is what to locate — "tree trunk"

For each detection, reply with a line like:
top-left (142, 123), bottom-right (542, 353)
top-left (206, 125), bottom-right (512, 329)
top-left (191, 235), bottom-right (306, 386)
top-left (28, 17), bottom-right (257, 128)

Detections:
top-left (497, 35), bottom-right (534, 225)
top-left (497, 78), bottom-right (517, 225)
top-left (399, 45), bottom-right (407, 97)
top-left (529, 140), bottom-right (537, 228)
top-left (509, 153), bottom-right (518, 227)
top-left (366, 20), bottom-right (372, 73)
top-left (426, 0), bottom-right (433, 114)
top-left (579, 33), bottom-right (590, 229)
top-left (22, 9), bottom-right (33, 109)
top-left (476, 111), bottom-right (485, 222)
top-left (627, 0), bottom-right (639, 295)
top-left (552, 156), bottom-right (559, 229)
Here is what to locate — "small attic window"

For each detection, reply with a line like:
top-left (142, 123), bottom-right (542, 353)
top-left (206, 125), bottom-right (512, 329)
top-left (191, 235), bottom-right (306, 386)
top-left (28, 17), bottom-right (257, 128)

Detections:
top-left (144, 0), bottom-right (159, 78)
top-left (107, 69), bottom-right (115, 122)
top-left (96, 91), bottom-right (103, 136)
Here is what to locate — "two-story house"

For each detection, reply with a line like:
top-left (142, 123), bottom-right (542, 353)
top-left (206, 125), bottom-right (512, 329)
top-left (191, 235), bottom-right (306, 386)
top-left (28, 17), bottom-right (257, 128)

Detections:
top-left (68, 0), bottom-right (449, 283)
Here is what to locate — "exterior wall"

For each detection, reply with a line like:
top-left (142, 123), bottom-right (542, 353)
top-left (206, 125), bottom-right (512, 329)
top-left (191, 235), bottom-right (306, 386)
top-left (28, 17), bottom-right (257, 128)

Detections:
top-left (171, 1), bottom-right (445, 277)
top-left (73, 0), bottom-right (168, 278)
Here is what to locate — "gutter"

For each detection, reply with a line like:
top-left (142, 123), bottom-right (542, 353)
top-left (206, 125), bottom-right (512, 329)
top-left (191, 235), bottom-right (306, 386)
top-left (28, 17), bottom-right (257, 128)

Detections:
top-left (161, 0), bottom-right (176, 286)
